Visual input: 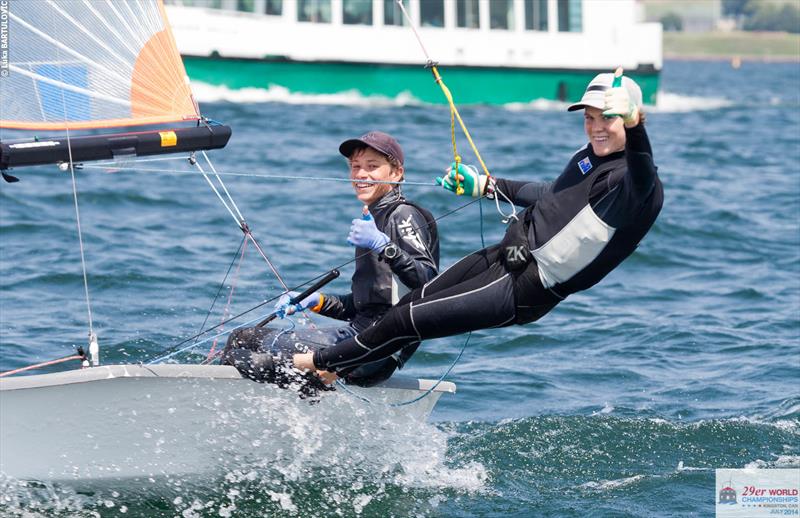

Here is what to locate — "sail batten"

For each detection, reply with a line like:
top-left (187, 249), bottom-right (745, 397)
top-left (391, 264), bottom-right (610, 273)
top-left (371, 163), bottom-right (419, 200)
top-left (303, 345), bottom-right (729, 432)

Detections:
top-left (0, 0), bottom-right (199, 131)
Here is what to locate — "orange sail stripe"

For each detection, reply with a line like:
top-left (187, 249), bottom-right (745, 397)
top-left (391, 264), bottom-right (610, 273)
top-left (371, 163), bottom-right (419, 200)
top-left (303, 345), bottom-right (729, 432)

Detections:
top-left (131, 28), bottom-right (198, 120)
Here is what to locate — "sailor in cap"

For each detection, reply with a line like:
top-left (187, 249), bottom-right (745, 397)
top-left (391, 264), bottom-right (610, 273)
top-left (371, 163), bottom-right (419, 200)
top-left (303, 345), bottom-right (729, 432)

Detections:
top-left (290, 69), bottom-right (663, 384)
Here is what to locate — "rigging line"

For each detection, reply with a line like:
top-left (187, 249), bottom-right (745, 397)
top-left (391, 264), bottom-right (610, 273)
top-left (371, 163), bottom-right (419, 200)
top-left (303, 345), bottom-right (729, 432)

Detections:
top-left (395, 0), bottom-right (517, 220)
top-left (146, 195), bottom-right (485, 359)
top-left (206, 238), bottom-right (248, 361)
top-left (0, 353), bottom-right (87, 378)
top-left (80, 164), bottom-right (439, 187)
top-left (146, 302), bottom-right (287, 364)
top-left (53, 41), bottom-right (95, 342)
top-left (191, 155), bottom-right (293, 298)
top-left (245, 230), bottom-right (290, 292)
top-left (192, 158), bottom-right (244, 228)
top-left (201, 150), bottom-right (247, 224)
top-left (192, 233), bottom-right (247, 347)
top-left (335, 332), bottom-right (470, 407)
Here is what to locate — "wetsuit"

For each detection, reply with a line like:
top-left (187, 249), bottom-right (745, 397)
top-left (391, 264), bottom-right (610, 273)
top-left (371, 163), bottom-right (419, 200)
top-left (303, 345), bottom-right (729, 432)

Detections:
top-left (313, 123), bottom-right (663, 373)
top-left (223, 188), bottom-right (439, 386)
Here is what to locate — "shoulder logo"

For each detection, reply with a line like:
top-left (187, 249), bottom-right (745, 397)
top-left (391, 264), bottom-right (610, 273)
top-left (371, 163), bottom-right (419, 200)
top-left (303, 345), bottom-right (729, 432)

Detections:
top-left (578, 156), bottom-right (593, 175)
top-left (398, 215), bottom-right (426, 253)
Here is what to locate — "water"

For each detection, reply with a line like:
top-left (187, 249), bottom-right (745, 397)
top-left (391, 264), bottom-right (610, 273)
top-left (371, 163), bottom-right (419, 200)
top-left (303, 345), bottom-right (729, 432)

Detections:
top-left (1, 59), bottom-right (799, 516)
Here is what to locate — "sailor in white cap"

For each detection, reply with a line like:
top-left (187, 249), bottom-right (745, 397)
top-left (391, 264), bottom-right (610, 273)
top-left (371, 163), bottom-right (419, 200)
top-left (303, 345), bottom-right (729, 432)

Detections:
top-left (287, 69), bottom-right (663, 386)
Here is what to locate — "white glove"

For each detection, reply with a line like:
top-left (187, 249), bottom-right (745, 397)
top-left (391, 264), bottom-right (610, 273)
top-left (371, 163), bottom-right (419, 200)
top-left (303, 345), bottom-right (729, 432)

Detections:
top-left (603, 84), bottom-right (639, 126)
top-left (436, 163), bottom-right (494, 198)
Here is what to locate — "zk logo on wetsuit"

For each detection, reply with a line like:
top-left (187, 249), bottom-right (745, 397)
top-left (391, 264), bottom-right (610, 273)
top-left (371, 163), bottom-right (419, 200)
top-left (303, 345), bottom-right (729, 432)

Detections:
top-left (398, 215), bottom-right (426, 252)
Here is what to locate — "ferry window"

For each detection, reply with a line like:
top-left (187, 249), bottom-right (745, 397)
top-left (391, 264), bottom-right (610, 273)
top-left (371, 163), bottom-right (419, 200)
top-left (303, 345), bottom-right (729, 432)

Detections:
top-left (343, 0), bottom-right (372, 25)
top-left (384, 0), bottom-right (406, 26)
top-left (420, 0), bottom-right (444, 28)
top-left (525, 0), bottom-right (548, 31)
top-left (456, 0), bottom-right (480, 29)
top-left (490, 0), bottom-right (514, 30)
top-left (237, 0), bottom-right (254, 11)
top-left (558, 0), bottom-right (582, 32)
top-left (265, 0), bottom-right (282, 15)
top-left (179, 0), bottom-right (223, 7)
top-left (298, 0), bottom-right (331, 22)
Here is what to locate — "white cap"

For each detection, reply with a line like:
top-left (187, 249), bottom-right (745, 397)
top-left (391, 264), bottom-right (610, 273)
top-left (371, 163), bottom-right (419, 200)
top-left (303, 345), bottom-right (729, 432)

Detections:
top-left (567, 73), bottom-right (643, 112)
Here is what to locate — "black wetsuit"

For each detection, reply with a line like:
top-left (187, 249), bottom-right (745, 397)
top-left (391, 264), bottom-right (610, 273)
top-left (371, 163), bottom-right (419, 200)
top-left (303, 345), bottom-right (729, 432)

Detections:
top-left (313, 123), bottom-right (663, 373)
top-left (223, 188), bottom-right (439, 386)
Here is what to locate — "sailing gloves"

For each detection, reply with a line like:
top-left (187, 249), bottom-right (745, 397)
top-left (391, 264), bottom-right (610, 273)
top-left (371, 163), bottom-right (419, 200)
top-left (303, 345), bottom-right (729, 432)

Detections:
top-left (275, 291), bottom-right (323, 318)
top-left (603, 73), bottom-right (640, 126)
top-left (347, 212), bottom-right (391, 252)
top-left (436, 163), bottom-right (495, 198)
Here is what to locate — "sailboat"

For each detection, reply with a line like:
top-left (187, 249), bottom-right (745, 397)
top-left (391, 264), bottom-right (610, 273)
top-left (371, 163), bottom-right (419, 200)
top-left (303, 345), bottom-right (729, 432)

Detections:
top-left (0, 0), bottom-right (455, 483)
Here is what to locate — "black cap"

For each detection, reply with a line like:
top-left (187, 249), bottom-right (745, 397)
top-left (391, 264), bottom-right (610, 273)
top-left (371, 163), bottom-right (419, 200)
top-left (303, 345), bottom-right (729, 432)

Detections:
top-left (339, 131), bottom-right (404, 165)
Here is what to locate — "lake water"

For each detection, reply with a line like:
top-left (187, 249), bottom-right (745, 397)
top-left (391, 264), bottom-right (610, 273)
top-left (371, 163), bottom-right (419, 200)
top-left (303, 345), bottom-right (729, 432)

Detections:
top-left (1, 59), bottom-right (798, 517)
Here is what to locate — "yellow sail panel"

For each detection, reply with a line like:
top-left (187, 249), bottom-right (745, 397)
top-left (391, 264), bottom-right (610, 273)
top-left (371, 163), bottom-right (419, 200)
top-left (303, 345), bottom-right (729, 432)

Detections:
top-left (0, 0), bottom-right (199, 131)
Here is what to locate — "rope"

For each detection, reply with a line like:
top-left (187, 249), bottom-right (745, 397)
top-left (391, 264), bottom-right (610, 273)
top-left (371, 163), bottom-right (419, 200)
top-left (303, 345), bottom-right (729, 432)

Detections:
top-left (207, 239), bottom-right (248, 359)
top-left (80, 163), bottom-right (437, 187)
top-left (335, 332), bottom-right (470, 407)
top-left (191, 156), bottom-right (291, 292)
top-left (54, 43), bottom-right (96, 354)
top-left (193, 235), bottom-right (247, 349)
top-left (202, 235), bottom-right (249, 361)
top-left (0, 354), bottom-right (85, 378)
top-left (145, 194), bottom-right (485, 362)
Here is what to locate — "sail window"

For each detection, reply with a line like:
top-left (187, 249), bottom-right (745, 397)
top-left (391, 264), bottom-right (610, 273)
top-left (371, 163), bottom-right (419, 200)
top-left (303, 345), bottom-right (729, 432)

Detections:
top-left (490, 0), bottom-right (515, 30)
top-left (265, 0), bottom-right (283, 15)
top-left (420, 0), bottom-right (444, 27)
top-left (558, 0), bottom-right (582, 32)
top-left (36, 65), bottom-right (91, 122)
top-left (456, 0), bottom-right (480, 29)
top-left (298, 0), bottom-right (332, 23)
top-left (343, 0), bottom-right (373, 25)
top-left (383, 0), bottom-right (406, 25)
top-left (525, 0), bottom-right (548, 31)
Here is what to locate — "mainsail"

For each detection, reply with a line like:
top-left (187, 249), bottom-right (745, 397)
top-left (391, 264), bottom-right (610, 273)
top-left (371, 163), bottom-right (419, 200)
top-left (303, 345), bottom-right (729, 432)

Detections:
top-left (0, 0), bottom-right (230, 171)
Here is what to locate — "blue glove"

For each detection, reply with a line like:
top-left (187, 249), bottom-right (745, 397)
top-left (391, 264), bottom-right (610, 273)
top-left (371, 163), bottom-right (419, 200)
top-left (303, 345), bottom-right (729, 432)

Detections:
top-left (347, 212), bottom-right (391, 251)
top-left (274, 291), bottom-right (322, 318)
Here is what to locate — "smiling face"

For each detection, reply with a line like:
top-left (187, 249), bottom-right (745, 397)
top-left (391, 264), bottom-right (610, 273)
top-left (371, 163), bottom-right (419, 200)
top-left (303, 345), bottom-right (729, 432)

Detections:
top-left (348, 147), bottom-right (403, 205)
top-left (584, 107), bottom-right (626, 157)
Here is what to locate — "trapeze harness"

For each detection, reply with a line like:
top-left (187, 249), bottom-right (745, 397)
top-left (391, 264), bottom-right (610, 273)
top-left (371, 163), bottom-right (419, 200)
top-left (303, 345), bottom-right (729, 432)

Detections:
top-left (313, 124), bottom-right (664, 374)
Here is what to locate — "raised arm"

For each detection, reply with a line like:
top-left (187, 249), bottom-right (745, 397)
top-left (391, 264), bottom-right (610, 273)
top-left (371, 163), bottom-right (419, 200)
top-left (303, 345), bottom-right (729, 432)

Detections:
top-left (624, 122), bottom-right (657, 196)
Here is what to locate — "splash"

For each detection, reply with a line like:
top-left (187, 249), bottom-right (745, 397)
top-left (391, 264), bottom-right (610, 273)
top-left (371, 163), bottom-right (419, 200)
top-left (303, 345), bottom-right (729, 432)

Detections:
top-left (0, 391), bottom-right (486, 517)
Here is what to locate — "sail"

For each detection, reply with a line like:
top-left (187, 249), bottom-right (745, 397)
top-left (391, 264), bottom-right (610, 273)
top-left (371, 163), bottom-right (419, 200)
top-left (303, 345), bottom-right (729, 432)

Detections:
top-left (0, 0), bottom-right (198, 131)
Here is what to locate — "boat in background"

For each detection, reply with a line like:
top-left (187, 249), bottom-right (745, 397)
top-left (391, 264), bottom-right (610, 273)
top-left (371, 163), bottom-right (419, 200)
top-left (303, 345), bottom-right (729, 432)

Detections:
top-left (165, 0), bottom-right (662, 105)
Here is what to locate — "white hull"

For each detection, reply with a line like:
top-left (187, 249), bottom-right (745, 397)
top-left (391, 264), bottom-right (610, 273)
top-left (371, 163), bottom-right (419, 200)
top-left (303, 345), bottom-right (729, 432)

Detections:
top-left (0, 364), bottom-right (454, 483)
top-left (166, 1), bottom-right (662, 72)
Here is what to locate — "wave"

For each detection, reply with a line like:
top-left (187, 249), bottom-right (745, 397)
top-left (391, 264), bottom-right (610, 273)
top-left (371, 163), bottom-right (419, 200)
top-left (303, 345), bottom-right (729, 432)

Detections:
top-left (191, 81), bottom-right (735, 114)
top-left (650, 91), bottom-right (734, 112)
top-left (191, 82), bottom-right (424, 107)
